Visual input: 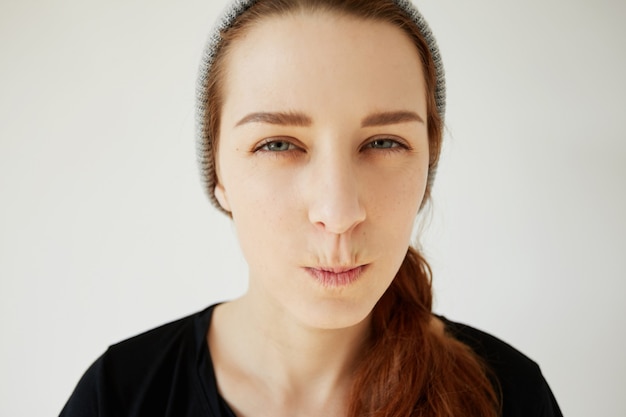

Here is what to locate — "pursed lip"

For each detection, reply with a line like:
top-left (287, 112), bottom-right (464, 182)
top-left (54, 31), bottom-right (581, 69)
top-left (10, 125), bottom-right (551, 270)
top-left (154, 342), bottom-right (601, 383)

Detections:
top-left (304, 264), bottom-right (368, 287)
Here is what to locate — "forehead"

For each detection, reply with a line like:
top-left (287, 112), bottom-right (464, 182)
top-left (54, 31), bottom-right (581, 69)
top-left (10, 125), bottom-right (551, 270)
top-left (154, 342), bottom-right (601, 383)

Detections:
top-left (220, 11), bottom-right (427, 126)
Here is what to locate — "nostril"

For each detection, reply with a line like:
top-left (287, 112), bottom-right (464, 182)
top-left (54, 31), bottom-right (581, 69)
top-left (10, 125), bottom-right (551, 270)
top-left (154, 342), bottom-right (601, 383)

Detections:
top-left (308, 196), bottom-right (366, 235)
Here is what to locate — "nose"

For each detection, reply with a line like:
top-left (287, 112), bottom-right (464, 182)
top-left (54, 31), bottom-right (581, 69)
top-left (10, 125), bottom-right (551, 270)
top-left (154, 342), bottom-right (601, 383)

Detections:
top-left (306, 153), bottom-right (366, 235)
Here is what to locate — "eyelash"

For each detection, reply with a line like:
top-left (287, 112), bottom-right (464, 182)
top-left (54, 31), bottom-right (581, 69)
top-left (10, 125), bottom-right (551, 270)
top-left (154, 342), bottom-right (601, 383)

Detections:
top-left (363, 137), bottom-right (409, 152)
top-left (253, 138), bottom-right (301, 154)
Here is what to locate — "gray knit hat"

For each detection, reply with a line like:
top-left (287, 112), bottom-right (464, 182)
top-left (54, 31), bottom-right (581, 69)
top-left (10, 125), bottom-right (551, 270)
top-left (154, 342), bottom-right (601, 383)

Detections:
top-left (196, 0), bottom-right (446, 212)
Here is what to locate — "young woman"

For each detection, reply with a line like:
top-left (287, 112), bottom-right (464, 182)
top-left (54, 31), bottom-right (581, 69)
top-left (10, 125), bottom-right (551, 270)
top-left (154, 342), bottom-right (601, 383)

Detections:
top-left (60, 1), bottom-right (562, 416)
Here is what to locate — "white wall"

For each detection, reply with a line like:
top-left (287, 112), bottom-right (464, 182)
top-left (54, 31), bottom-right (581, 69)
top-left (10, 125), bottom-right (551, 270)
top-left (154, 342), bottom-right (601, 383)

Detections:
top-left (1, 1), bottom-right (624, 416)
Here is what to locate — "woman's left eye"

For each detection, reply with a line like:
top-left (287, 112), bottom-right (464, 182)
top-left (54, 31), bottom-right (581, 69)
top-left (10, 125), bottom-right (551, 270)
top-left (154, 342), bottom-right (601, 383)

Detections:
top-left (366, 138), bottom-right (402, 150)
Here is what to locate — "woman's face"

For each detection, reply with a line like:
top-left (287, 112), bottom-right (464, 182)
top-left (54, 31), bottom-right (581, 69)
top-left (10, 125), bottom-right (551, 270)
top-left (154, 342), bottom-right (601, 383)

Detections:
top-left (214, 11), bottom-right (430, 329)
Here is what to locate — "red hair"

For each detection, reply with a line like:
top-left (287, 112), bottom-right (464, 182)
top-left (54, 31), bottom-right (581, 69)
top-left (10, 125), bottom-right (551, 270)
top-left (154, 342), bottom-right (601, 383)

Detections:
top-left (204, 1), bottom-right (500, 415)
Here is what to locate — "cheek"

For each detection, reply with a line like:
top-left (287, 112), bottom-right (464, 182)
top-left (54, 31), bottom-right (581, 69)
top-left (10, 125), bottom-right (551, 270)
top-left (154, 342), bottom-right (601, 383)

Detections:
top-left (363, 160), bottom-right (428, 223)
top-left (222, 164), bottom-right (302, 255)
top-left (228, 165), bottom-right (300, 215)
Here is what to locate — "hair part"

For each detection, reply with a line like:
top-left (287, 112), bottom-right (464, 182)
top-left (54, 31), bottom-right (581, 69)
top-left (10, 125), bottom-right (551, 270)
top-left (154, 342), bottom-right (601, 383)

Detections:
top-left (202, 1), bottom-right (500, 416)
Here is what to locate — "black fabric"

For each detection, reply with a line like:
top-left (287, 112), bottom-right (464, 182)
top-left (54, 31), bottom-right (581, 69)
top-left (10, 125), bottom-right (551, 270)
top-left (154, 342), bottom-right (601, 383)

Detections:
top-left (60, 305), bottom-right (563, 417)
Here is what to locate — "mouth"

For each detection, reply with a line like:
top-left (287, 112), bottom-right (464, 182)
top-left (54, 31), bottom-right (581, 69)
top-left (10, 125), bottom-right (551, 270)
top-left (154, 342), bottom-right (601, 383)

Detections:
top-left (304, 265), bottom-right (368, 287)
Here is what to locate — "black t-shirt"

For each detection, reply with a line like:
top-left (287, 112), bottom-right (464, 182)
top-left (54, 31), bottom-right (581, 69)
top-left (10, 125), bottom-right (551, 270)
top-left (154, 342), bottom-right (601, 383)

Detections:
top-left (59, 304), bottom-right (563, 417)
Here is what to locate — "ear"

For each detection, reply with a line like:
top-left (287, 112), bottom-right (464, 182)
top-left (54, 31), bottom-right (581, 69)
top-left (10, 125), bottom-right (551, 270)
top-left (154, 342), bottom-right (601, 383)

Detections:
top-left (214, 182), bottom-right (231, 212)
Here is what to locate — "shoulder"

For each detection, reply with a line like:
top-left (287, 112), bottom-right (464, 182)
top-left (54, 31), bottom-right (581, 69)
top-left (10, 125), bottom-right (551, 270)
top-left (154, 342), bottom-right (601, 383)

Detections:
top-left (442, 318), bottom-right (541, 386)
top-left (60, 305), bottom-right (218, 417)
top-left (104, 307), bottom-right (207, 368)
top-left (98, 308), bottom-right (205, 385)
top-left (442, 317), bottom-right (563, 417)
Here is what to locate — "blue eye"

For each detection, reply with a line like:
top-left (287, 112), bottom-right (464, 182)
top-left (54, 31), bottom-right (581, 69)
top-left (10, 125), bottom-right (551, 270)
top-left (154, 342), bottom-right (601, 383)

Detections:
top-left (259, 140), bottom-right (295, 152)
top-left (368, 138), bottom-right (400, 149)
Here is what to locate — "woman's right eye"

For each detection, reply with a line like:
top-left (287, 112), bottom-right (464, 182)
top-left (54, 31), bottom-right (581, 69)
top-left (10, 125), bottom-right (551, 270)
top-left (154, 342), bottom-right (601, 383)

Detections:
top-left (255, 139), bottom-right (298, 153)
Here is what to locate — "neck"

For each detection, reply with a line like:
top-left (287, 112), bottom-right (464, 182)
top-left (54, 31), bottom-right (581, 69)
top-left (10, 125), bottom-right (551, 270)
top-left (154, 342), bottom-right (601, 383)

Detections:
top-left (209, 294), bottom-right (371, 414)
top-left (231, 293), bottom-right (370, 388)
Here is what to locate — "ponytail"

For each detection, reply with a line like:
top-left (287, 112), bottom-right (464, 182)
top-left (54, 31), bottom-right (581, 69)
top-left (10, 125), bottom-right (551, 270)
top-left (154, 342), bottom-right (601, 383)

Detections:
top-left (348, 247), bottom-right (500, 417)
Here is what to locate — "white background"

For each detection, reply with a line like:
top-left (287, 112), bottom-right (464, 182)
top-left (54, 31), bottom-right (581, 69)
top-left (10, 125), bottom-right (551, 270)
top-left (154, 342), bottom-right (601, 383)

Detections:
top-left (1, 1), bottom-right (624, 416)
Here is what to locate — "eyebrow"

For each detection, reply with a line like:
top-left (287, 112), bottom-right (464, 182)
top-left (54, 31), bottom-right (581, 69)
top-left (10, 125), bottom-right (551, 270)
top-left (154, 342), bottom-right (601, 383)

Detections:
top-left (361, 110), bottom-right (424, 127)
top-left (235, 111), bottom-right (312, 127)
top-left (234, 110), bottom-right (424, 128)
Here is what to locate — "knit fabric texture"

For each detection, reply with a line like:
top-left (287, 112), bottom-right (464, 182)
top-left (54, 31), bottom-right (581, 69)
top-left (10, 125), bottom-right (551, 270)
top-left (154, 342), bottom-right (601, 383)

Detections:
top-left (195, 0), bottom-right (446, 212)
